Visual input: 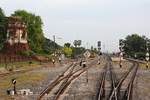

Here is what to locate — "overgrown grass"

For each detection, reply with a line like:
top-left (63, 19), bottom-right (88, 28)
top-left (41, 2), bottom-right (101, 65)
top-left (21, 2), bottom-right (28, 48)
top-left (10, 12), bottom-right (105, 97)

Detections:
top-left (0, 72), bottom-right (48, 98)
top-left (0, 60), bottom-right (41, 70)
top-left (139, 62), bottom-right (150, 70)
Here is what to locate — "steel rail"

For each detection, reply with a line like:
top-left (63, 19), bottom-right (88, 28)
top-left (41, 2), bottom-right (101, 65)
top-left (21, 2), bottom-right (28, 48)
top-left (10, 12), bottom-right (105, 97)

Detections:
top-left (37, 63), bottom-right (76, 100)
top-left (53, 59), bottom-right (99, 100)
top-left (109, 62), bottom-right (118, 100)
top-left (108, 63), bottom-right (135, 100)
top-left (123, 64), bottom-right (138, 100)
top-left (97, 63), bottom-right (108, 100)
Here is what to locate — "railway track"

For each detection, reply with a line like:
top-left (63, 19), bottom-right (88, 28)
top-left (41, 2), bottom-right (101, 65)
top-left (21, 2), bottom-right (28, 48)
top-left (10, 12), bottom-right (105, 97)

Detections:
top-left (96, 56), bottom-right (118, 100)
top-left (37, 59), bottom-right (98, 100)
top-left (121, 63), bottom-right (138, 100)
top-left (97, 63), bottom-right (108, 100)
top-left (108, 62), bottom-right (118, 100)
top-left (109, 63), bottom-right (138, 100)
top-left (37, 62), bottom-right (76, 100)
top-left (96, 58), bottom-right (139, 100)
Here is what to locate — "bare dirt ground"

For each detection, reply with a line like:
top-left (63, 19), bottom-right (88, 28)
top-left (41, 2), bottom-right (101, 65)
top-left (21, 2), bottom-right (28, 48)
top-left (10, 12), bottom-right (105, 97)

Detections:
top-left (133, 69), bottom-right (150, 100)
top-left (1, 57), bottom-right (150, 100)
top-left (0, 61), bottom-right (72, 100)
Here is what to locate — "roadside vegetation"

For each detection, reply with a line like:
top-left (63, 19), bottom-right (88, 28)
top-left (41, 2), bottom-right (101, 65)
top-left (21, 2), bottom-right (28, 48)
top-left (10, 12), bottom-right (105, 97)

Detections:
top-left (0, 72), bottom-right (48, 98)
top-left (0, 61), bottom-right (40, 70)
top-left (0, 8), bottom-right (90, 59)
top-left (0, 8), bottom-right (60, 56)
top-left (121, 34), bottom-right (150, 60)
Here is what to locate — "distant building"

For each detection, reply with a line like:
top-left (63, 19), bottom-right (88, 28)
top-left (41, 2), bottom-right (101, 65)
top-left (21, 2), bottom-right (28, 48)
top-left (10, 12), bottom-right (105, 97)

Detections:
top-left (3, 16), bottom-right (29, 54)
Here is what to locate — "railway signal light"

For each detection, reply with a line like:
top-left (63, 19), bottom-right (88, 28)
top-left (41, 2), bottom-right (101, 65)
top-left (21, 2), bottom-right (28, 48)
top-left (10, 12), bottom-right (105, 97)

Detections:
top-left (12, 78), bottom-right (17, 94)
top-left (12, 79), bottom-right (16, 84)
top-left (97, 41), bottom-right (101, 56)
top-left (119, 39), bottom-right (124, 52)
top-left (119, 39), bottom-right (124, 68)
top-left (98, 41), bottom-right (101, 48)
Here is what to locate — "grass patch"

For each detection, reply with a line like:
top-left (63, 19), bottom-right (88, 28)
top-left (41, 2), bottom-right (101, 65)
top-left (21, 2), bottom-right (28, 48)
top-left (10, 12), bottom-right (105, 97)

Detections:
top-left (139, 62), bottom-right (150, 70)
top-left (0, 72), bottom-right (47, 93)
top-left (0, 60), bottom-right (41, 71)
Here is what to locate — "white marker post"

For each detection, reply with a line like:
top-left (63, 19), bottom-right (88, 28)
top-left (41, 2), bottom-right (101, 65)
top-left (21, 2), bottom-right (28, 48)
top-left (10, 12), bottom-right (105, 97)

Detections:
top-left (146, 52), bottom-right (149, 68)
top-left (120, 52), bottom-right (123, 68)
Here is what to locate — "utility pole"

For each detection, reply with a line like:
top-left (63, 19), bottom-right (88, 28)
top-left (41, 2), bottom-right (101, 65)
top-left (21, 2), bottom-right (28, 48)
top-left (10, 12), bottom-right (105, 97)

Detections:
top-left (53, 35), bottom-right (56, 55)
top-left (86, 42), bottom-right (89, 50)
top-left (52, 35), bottom-right (56, 64)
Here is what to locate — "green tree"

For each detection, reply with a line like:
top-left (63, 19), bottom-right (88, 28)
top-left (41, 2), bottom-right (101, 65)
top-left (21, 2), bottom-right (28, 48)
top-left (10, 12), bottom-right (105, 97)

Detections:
top-left (123, 34), bottom-right (147, 58)
top-left (63, 43), bottom-right (72, 57)
top-left (42, 38), bottom-right (61, 54)
top-left (93, 48), bottom-right (98, 53)
top-left (77, 40), bottom-right (81, 47)
top-left (64, 43), bottom-right (71, 48)
top-left (72, 47), bottom-right (85, 57)
top-left (0, 8), bottom-right (7, 49)
top-left (12, 10), bottom-right (45, 53)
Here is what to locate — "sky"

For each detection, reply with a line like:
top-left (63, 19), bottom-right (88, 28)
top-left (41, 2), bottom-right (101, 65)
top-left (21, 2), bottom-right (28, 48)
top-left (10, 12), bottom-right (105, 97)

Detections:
top-left (0, 0), bottom-right (150, 52)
